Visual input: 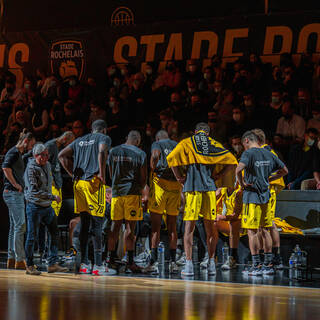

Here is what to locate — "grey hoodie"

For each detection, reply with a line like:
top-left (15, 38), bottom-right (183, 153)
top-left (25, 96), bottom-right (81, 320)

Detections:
top-left (24, 157), bottom-right (56, 207)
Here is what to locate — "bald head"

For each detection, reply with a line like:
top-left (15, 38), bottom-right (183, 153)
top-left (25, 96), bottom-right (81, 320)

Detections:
top-left (127, 130), bottom-right (141, 146)
top-left (155, 130), bottom-right (169, 141)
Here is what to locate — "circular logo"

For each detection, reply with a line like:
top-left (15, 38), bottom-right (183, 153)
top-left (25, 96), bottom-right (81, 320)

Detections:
top-left (111, 7), bottom-right (134, 26)
top-left (130, 210), bottom-right (136, 217)
top-left (79, 141), bottom-right (84, 146)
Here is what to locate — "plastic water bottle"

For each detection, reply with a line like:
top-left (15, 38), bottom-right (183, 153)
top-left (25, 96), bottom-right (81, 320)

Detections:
top-left (288, 253), bottom-right (295, 279)
top-left (294, 245), bottom-right (302, 266)
top-left (222, 242), bottom-right (229, 264)
top-left (192, 239), bottom-right (199, 263)
top-left (158, 242), bottom-right (165, 265)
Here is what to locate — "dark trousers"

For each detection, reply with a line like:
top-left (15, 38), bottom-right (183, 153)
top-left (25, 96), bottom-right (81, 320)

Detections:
top-left (79, 212), bottom-right (103, 266)
top-left (25, 203), bottom-right (58, 267)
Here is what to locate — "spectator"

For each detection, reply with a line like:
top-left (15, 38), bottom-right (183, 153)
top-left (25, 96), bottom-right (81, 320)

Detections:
top-left (62, 100), bottom-right (78, 130)
top-left (213, 89), bottom-right (234, 123)
top-left (87, 100), bottom-right (107, 129)
top-left (66, 76), bottom-right (84, 108)
top-left (296, 88), bottom-right (312, 119)
top-left (48, 99), bottom-right (64, 124)
top-left (72, 120), bottom-right (85, 138)
top-left (229, 135), bottom-right (244, 160)
top-left (276, 97), bottom-right (306, 143)
top-left (207, 110), bottom-right (227, 143)
top-left (106, 96), bottom-right (127, 145)
top-left (27, 91), bottom-right (49, 140)
top-left (156, 61), bottom-right (182, 90)
top-left (307, 105), bottom-right (320, 132)
top-left (185, 59), bottom-right (202, 84)
top-left (227, 106), bottom-right (249, 137)
top-left (287, 128), bottom-right (319, 190)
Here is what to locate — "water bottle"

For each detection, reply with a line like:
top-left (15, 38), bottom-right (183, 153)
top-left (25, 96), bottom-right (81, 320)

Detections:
top-left (222, 242), bottom-right (229, 264)
top-left (294, 245), bottom-right (302, 266)
top-left (192, 239), bottom-right (199, 263)
top-left (288, 253), bottom-right (295, 279)
top-left (158, 242), bottom-right (165, 265)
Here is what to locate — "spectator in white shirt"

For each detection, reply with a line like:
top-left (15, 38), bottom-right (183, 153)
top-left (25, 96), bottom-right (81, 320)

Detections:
top-left (276, 97), bottom-right (305, 143)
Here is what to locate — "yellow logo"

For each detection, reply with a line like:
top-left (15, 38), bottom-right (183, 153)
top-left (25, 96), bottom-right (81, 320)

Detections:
top-left (111, 7), bottom-right (134, 26)
top-left (49, 40), bottom-right (85, 80)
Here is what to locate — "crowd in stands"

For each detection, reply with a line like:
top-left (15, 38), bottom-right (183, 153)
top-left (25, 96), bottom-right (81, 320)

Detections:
top-left (0, 52), bottom-right (320, 190)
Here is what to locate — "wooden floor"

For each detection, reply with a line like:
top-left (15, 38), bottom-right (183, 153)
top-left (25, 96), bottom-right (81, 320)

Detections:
top-left (0, 270), bottom-right (319, 320)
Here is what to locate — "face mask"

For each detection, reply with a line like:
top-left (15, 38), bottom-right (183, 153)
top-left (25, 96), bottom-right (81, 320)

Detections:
top-left (24, 83), bottom-right (30, 90)
top-left (109, 101), bottom-right (115, 108)
top-left (108, 69), bottom-right (116, 76)
top-left (307, 138), bottom-right (315, 147)
top-left (244, 100), bottom-right (253, 107)
top-left (120, 69), bottom-right (126, 76)
top-left (69, 80), bottom-right (76, 87)
top-left (233, 145), bottom-right (243, 154)
top-left (313, 114), bottom-right (320, 121)
top-left (272, 96), bottom-right (280, 104)
top-left (203, 73), bottom-right (209, 80)
top-left (189, 65), bottom-right (196, 72)
top-left (188, 88), bottom-right (196, 94)
top-left (233, 114), bottom-right (241, 122)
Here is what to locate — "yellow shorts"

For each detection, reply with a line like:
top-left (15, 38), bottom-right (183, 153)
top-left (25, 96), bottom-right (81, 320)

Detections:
top-left (269, 186), bottom-right (277, 219)
top-left (241, 202), bottom-right (272, 229)
top-left (184, 191), bottom-right (216, 221)
top-left (74, 177), bottom-right (106, 217)
top-left (148, 175), bottom-right (181, 216)
top-left (111, 195), bottom-right (143, 221)
top-left (51, 184), bottom-right (62, 216)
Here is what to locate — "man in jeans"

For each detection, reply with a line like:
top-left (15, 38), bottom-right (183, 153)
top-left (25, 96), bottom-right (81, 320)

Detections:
top-left (24, 143), bottom-right (68, 275)
top-left (2, 130), bottom-right (35, 269)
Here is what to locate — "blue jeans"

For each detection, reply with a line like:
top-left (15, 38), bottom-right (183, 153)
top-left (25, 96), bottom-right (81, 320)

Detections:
top-left (3, 190), bottom-right (26, 261)
top-left (25, 203), bottom-right (58, 267)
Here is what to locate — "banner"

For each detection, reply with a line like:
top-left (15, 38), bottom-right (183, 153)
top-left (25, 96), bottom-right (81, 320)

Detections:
top-left (0, 12), bottom-right (319, 87)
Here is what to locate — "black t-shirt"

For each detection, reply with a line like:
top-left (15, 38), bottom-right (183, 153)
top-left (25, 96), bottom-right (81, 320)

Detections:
top-left (2, 146), bottom-right (25, 191)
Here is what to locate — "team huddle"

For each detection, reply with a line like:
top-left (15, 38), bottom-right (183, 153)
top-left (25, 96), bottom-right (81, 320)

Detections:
top-left (2, 119), bottom-right (288, 277)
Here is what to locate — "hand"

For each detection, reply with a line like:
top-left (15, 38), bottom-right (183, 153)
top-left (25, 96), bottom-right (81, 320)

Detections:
top-left (316, 182), bottom-right (320, 190)
top-left (216, 214), bottom-right (227, 221)
top-left (177, 176), bottom-right (186, 186)
top-left (15, 184), bottom-right (23, 193)
top-left (55, 195), bottom-right (62, 203)
top-left (97, 174), bottom-right (106, 185)
top-left (287, 183), bottom-right (293, 190)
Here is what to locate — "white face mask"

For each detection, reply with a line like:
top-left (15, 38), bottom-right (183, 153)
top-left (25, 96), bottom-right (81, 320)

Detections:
top-left (233, 114), bottom-right (241, 122)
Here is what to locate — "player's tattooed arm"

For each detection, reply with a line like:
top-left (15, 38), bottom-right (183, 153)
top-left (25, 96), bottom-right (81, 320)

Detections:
top-left (150, 149), bottom-right (161, 171)
top-left (98, 143), bottom-right (108, 185)
top-left (58, 147), bottom-right (74, 177)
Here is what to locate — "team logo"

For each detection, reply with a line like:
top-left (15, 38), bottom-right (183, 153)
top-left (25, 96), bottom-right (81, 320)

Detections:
top-left (130, 210), bottom-right (136, 217)
top-left (49, 40), bottom-right (85, 80)
top-left (111, 7), bottom-right (134, 26)
top-left (88, 205), bottom-right (94, 211)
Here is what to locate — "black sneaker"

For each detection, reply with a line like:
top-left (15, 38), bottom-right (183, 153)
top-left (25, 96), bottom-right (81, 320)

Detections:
top-left (273, 256), bottom-right (284, 270)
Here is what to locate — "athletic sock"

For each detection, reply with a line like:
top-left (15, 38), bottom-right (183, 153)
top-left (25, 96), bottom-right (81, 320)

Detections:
top-left (151, 248), bottom-right (158, 264)
top-left (252, 254), bottom-right (260, 267)
top-left (230, 248), bottom-right (238, 261)
top-left (128, 250), bottom-right (134, 265)
top-left (272, 247), bottom-right (280, 259)
top-left (264, 252), bottom-right (273, 266)
top-left (170, 249), bottom-right (176, 262)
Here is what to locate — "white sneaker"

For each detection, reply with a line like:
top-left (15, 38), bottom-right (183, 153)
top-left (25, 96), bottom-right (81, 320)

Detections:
top-left (92, 264), bottom-right (117, 276)
top-left (181, 261), bottom-right (194, 276)
top-left (207, 259), bottom-right (216, 275)
top-left (200, 253), bottom-right (209, 269)
top-left (142, 262), bottom-right (159, 274)
top-left (221, 256), bottom-right (237, 270)
top-left (134, 250), bottom-right (151, 264)
top-left (243, 265), bottom-right (262, 276)
top-left (176, 253), bottom-right (186, 266)
top-left (169, 261), bottom-right (179, 274)
top-left (79, 263), bottom-right (92, 274)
